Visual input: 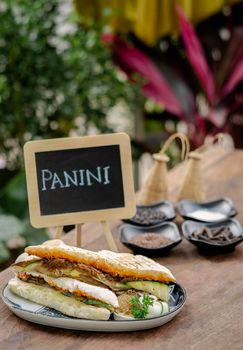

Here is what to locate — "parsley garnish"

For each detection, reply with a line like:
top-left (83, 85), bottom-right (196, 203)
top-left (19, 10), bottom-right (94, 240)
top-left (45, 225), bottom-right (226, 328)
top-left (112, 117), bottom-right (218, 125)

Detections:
top-left (130, 294), bottom-right (153, 319)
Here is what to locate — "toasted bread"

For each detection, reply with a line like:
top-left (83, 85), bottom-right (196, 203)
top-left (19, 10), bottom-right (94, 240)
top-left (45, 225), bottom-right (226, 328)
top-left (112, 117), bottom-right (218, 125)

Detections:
top-left (25, 240), bottom-right (175, 283)
top-left (9, 277), bottom-right (111, 320)
top-left (18, 272), bottom-right (118, 307)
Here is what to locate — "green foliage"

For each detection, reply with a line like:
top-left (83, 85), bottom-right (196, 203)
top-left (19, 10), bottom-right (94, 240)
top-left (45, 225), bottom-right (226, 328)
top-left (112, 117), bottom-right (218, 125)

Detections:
top-left (0, 214), bottom-right (24, 241)
top-left (0, 0), bottom-right (135, 169)
top-left (21, 221), bottom-right (49, 246)
top-left (0, 171), bottom-right (50, 263)
top-left (0, 213), bottom-right (49, 264)
top-left (0, 0), bottom-right (135, 264)
top-left (0, 171), bottom-right (28, 218)
top-left (0, 242), bottom-right (11, 264)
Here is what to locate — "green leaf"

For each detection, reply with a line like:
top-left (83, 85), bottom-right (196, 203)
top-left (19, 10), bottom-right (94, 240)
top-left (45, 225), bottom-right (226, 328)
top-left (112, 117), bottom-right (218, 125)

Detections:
top-left (0, 169), bottom-right (18, 194)
top-left (130, 294), bottom-right (154, 319)
top-left (0, 214), bottom-right (25, 241)
top-left (0, 171), bottom-right (28, 218)
top-left (0, 241), bottom-right (11, 264)
top-left (3, 171), bottom-right (27, 202)
top-left (21, 221), bottom-right (50, 246)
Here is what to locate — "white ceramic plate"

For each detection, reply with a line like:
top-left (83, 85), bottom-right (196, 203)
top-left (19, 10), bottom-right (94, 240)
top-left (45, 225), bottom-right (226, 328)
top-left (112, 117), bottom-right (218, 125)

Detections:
top-left (2, 283), bottom-right (186, 332)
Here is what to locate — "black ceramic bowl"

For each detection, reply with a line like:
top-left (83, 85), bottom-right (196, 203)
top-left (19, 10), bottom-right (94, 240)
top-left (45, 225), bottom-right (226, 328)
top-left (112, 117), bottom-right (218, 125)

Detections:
top-left (182, 219), bottom-right (243, 253)
top-left (177, 197), bottom-right (237, 222)
top-left (123, 200), bottom-right (176, 226)
top-left (120, 221), bottom-right (182, 256)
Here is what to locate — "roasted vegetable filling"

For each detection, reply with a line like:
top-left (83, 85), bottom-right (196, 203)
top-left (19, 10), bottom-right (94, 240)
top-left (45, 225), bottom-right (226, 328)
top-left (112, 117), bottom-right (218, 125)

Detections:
top-left (14, 258), bottom-right (172, 301)
top-left (17, 272), bottom-right (114, 311)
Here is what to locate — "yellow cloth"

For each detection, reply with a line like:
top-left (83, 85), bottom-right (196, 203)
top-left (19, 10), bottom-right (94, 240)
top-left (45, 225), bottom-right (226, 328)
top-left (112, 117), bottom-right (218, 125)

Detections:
top-left (74, 0), bottom-right (241, 45)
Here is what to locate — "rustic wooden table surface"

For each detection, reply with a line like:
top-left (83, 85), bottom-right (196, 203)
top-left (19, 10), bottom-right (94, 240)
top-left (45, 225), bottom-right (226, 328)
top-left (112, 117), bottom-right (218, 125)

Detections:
top-left (0, 149), bottom-right (243, 350)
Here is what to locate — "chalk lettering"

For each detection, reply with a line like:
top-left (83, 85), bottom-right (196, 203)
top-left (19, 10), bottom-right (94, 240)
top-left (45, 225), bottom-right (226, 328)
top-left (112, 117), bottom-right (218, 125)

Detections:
top-left (51, 173), bottom-right (64, 190)
top-left (64, 170), bottom-right (78, 188)
top-left (103, 166), bottom-right (110, 184)
top-left (40, 166), bottom-right (111, 191)
top-left (79, 169), bottom-right (85, 186)
top-left (41, 169), bottom-right (53, 191)
top-left (86, 166), bottom-right (102, 186)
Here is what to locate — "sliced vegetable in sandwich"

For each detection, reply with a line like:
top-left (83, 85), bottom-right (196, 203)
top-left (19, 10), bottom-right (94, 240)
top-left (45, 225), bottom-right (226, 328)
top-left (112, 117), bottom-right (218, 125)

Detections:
top-left (8, 276), bottom-right (117, 320)
top-left (12, 239), bottom-right (176, 319)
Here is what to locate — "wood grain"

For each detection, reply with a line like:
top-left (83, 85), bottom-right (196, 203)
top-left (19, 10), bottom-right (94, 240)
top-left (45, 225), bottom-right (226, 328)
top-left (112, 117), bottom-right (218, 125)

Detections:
top-left (1, 150), bottom-right (243, 350)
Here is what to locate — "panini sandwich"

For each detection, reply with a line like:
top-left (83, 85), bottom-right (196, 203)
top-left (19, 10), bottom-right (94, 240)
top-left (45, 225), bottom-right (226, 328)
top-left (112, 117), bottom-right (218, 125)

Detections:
top-left (10, 239), bottom-right (176, 320)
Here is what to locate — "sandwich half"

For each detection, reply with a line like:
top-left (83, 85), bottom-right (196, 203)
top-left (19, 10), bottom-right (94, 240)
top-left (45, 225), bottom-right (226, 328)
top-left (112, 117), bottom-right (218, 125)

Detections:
top-left (8, 276), bottom-right (117, 320)
top-left (12, 239), bottom-right (176, 319)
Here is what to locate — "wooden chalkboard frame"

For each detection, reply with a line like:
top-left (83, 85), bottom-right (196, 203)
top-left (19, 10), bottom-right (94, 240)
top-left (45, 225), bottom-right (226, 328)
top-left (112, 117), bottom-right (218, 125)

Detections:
top-left (24, 133), bottom-right (136, 229)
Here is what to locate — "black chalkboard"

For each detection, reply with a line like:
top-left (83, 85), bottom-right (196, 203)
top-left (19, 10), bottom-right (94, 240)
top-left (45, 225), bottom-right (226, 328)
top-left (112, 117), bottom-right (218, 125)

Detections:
top-left (24, 133), bottom-right (135, 228)
top-left (35, 145), bottom-right (124, 215)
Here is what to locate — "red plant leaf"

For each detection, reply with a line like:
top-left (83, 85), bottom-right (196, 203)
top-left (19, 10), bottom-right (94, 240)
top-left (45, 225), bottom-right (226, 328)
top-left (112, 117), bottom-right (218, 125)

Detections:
top-left (220, 60), bottom-right (243, 98)
top-left (126, 34), bottom-right (197, 117)
top-left (216, 26), bottom-right (243, 90)
top-left (102, 33), bottom-right (185, 118)
top-left (176, 5), bottom-right (216, 104)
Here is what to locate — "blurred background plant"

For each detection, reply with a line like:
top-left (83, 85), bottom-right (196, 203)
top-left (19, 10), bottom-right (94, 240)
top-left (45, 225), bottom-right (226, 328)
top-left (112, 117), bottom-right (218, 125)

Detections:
top-left (0, 0), bottom-right (136, 266)
top-left (98, 2), bottom-right (243, 148)
top-left (1, 0), bottom-right (243, 266)
top-left (74, 0), bottom-right (243, 186)
top-left (0, 0), bottom-right (136, 170)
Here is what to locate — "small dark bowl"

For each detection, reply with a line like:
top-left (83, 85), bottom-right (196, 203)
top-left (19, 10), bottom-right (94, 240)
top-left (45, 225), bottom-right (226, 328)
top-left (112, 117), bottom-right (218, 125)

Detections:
top-left (182, 219), bottom-right (243, 253)
top-left (119, 221), bottom-right (182, 256)
top-left (123, 200), bottom-right (176, 226)
top-left (177, 197), bottom-right (237, 222)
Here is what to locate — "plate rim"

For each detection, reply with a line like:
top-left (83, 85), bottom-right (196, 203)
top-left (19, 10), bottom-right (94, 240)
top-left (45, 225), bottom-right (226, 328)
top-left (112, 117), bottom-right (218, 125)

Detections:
top-left (1, 282), bottom-right (186, 327)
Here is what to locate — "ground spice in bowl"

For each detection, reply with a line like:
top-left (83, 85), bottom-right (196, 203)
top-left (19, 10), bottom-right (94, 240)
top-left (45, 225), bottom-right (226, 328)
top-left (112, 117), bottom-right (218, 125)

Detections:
top-left (131, 209), bottom-right (166, 225)
top-left (129, 233), bottom-right (173, 249)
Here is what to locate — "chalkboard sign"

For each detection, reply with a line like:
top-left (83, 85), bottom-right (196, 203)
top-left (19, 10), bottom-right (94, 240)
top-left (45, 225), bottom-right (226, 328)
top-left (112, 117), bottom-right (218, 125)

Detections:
top-left (24, 133), bottom-right (135, 228)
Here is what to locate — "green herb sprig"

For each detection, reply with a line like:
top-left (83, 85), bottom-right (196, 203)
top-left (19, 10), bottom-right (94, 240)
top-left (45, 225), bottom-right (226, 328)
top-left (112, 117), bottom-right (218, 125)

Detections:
top-left (130, 294), bottom-right (153, 319)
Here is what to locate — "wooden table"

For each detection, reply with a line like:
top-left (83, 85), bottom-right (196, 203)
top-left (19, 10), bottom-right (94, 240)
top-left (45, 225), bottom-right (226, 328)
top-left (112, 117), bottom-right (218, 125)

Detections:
top-left (0, 149), bottom-right (243, 350)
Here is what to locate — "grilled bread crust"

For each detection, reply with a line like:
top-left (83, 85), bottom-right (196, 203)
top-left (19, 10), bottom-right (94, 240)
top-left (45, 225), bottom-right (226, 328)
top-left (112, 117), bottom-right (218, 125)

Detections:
top-left (25, 240), bottom-right (175, 283)
top-left (17, 272), bottom-right (119, 307)
top-left (8, 277), bottom-right (111, 320)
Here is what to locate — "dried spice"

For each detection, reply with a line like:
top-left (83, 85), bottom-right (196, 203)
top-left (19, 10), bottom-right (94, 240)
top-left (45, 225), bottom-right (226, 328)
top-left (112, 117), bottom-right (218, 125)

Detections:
top-left (131, 208), bottom-right (166, 225)
top-left (190, 226), bottom-right (238, 244)
top-left (129, 233), bottom-right (173, 249)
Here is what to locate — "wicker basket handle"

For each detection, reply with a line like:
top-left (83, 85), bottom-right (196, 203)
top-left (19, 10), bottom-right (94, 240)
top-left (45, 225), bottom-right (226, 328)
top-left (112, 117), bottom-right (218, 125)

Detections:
top-left (160, 132), bottom-right (190, 161)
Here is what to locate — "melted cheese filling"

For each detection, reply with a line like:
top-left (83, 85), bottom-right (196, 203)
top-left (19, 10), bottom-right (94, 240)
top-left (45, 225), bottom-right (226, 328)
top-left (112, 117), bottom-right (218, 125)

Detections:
top-left (17, 271), bottom-right (118, 309)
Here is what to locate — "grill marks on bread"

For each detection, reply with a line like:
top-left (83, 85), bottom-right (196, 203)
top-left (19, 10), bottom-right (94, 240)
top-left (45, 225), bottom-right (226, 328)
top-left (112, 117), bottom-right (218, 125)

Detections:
top-left (25, 239), bottom-right (175, 283)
